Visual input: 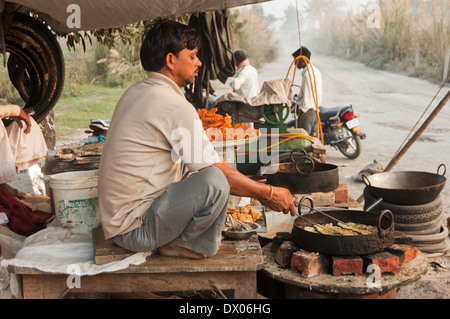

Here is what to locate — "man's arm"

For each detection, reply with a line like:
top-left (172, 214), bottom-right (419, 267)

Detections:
top-left (214, 159), bottom-right (296, 216)
top-left (0, 104), bottom-right (32, 134)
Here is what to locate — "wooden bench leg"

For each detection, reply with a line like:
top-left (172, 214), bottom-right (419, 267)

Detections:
top-left (232, 272), bottom-right (257, 299)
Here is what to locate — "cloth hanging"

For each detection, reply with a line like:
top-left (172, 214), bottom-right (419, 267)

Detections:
top-left (214, 78), bottom-right (293, 123)
top-left (0, 121), bottom-right (17, 184)
top-left (186, 10), bottom-right (235, 109)
top-left (6, 116), bottom-right (47, 171)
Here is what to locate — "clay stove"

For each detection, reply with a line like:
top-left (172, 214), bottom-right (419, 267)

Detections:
top-left (258, 238), bottom-right (429, 299)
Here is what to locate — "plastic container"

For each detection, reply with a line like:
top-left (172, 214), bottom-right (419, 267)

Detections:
top-left (48, 170), bottom-right (100, 234)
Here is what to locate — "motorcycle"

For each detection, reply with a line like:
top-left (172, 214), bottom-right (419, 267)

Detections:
top-left (318, 105), bottom-right (366, 159)
top-left (288, 95), bottom-right (366, 160)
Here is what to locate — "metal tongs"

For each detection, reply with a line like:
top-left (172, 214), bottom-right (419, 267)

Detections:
top-left (295, 196), bottom-right (384, 226)
top-left (295, 196), bottom-right (346, 223)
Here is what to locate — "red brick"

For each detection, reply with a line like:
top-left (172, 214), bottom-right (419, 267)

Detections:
top-left (290, 250), bottom-right (329, 278)
top-left (275, 241), bottom-right (299, 268)
top-left (393, 231), bottom-right (413, 246)
top-left (271, 232), bottom-right (292, 253)
top-left (362, 252), bottom-right (400, 276)
top-left (385, 244), bottom-right (419, 266)
top-left (332, 184), bottom-right (349, 203)
top-left (331, 256), bottom-right (364, 276)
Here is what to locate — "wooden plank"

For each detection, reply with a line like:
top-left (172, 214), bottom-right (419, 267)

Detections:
top-left (123, 237), bottom-right (263, 273)
top-left (11, 234), bottom-right (263, 275)
top-left (92, 226), bottom-right (134, 265)
top-left (20, 271), bottom-right (258, 299)
top-left (16, 232), bottom-right (263, 299)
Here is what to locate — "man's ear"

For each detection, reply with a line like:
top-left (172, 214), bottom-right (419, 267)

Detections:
top-left (166, 53), bottom-right (176, 70)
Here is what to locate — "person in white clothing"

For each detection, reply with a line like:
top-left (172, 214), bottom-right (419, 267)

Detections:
top-left (292, 47), bottom-right (323, 136)
top-left (229, 50), bottom-right (259, 99)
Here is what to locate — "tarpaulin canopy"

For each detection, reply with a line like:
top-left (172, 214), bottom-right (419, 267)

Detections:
top-left (1, 0), bottom-right (273, 32)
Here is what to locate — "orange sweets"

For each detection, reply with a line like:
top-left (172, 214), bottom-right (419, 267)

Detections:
top-left (198, 108), bottom-right (259, 142)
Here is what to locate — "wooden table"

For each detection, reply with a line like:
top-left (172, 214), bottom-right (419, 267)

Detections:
top-left (8, 237), bottom-right (264, 299)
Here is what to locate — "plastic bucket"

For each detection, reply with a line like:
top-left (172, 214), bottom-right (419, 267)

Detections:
top-left (48, 170), bottom-right (100, 234)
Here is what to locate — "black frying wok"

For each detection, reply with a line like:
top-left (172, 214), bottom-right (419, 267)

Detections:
top-left (363, 164), bottom-right (446, 205)
top-left (261, 149), bottom-right (339, 194)
top-left (292, 204), bottom-right (394, 256)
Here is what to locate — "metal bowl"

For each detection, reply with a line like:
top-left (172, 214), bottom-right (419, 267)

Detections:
top-left (222, 222), bottom-right (266, 240)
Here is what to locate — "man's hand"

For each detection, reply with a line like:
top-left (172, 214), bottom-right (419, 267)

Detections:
top-left (14, 108), bottom-right (32, 134)
top-left (266, 186), bottom-right (296, 216)
top-left (213, 160), bottom-right (296, 216)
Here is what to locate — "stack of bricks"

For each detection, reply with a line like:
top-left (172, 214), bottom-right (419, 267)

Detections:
top-left (332, 184), bottom-right (349, 204)
top-left (274, 241), bottom-right (419, 278)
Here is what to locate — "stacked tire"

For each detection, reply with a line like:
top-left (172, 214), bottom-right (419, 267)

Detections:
top-left (4, 13), bottom-right (65, 124)
top-left (364, 187), bottom-right (448, 253)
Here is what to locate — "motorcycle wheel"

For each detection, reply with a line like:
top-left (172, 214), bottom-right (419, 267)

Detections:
top-left (336, 127), bottom-right (361, 159)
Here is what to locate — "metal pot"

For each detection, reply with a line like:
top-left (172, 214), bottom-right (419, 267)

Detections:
top-left (261, 149), bottom-right (339, 194)
top-left (291, 198), bottom-right (394, 256)
top-left (362, 164), bottom-right (446, 205)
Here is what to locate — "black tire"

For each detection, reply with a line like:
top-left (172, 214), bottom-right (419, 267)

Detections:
top-left (407, 226), bottom-right (449, 245)
top-left (396, 219), bottom-right (442, 234)
top-left (335, 127), bottom-right (361, 159)
top-left (4, 13), bottom-right (65, 123)
top-left (414, 240), bottom-right (448, 254)
top-left (364, 187), bottom-right (443, 224)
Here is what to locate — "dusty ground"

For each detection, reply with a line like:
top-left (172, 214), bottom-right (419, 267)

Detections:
top-left (1, 54), bottom-right (449, 299)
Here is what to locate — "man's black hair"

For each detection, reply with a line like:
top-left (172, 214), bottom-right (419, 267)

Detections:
top-left (233, 50), bottom-right (247, 64)
top-left (292, 47), bottom-right (311, 60)
top-left (140, 19), bottom-right (202, 72)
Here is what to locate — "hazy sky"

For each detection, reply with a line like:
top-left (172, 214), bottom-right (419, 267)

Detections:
top-left (256, 0), bottom-right (372, 18)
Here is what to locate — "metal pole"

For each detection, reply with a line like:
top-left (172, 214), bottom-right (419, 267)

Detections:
top-left (357, 89), bottom-right (450, 203)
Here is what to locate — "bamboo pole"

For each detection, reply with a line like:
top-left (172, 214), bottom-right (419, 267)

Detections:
top-left (357, 89), bottom-right (450, 203)
top-left (444, 49), bottom-right (450, 83)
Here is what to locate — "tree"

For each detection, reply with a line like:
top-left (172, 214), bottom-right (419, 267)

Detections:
top-left (229, 7), bottom-right (279, 68)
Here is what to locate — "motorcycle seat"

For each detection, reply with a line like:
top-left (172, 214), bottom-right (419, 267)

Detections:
top-left (319, 106), bottom-right (342, 121)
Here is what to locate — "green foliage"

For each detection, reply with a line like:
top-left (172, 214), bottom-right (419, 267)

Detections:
top-left (312, 0), bottom-right (450, 82)
top-left (57, 9), bottom-right (279, 89)
top-left (229, 7), bottom-right (279, 68)
top-left (54, 16), bottom-right (190, 52)
top-left (53, 84), bottom-right (125, 138)
top-left (0, 57), bottom-right (22, 105)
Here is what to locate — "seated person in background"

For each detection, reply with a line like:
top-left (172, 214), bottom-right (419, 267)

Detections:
top-left (0, 105), bottom-right (52, 236)
top-left (229, 50), bottom-right (259, 99)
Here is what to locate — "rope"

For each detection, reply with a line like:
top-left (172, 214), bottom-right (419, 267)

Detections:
top-left (393, 73), bottom-right (450, 157)
top-left (286, 56), bottom-right (324, 144)
top-left (236, 133), bottom-right (314, 156)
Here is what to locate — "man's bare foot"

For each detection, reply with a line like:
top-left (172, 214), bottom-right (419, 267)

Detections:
top-left (157, 244), bottom-right (208, 260)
